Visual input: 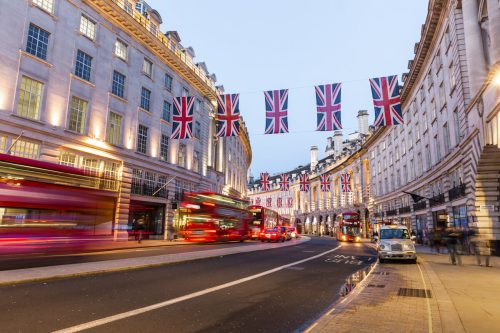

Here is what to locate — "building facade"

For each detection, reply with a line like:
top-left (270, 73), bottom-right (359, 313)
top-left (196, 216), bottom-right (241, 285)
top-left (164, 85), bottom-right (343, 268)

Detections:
top-left (248, 0), bottom-right (500, 250)
top-left (0, 0), bottom-right (251, 239)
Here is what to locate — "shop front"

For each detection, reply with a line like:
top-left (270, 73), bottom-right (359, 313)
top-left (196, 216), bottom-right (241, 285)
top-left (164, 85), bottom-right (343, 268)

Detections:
top-left (128, 200), bottom-right (165, 240)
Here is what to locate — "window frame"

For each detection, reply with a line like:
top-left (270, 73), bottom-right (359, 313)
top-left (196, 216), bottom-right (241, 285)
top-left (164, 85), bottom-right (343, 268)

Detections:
top-left (79, 14), bottom-right (96, 40)
top-left (26, 23), bottom-right (50, 61)
top-left (74, 49), bottom-right (93, 82)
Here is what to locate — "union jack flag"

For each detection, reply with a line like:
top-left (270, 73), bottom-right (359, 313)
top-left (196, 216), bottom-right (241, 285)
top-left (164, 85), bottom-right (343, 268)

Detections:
top-left (287, 197), bottom-right (293, 208)
top-left (320, 174), bottom-right (331, 192)
top-left (216, 94), bottom-right (240, 137)
top-left (266, 197), bottom-right (272, 207)
top-left (279, 173), bottom-right (290, 191)
top-left (341, 173), bottom-right (351, 193)
top-left (260, 172), bottom-right (269, 191)
top-left (277, 197), bottom-right (283, 208)
top-left (315, 83), bottom-right (342, 131)
top-left (255, 197), bottom-right (261, 206)
top-left (369, 75), bottom-right (403, 126)
top-left (171, 96), bottom-right (194, 139)
top-left (299, 173), bottom-right (310, 192)
top-left (264, 89), bottom-right (289, 134)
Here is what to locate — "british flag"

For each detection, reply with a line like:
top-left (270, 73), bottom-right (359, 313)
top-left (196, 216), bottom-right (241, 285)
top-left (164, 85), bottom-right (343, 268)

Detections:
top-left (287, 197), bottom-right (293, 208)
top-left (279, 173), bottom-right (290, 191)
top-left (320, 174), bottom-right (331, 192)
top-left (171, 96), bottom-right (194, 139)
top-left (266, 197), bottom-right (272, 207)
top-left (255, 197), bottom-right (261, 206)
top-left (260, 172), bottom-right (270, 191)
top-left (277, 197), bottom-right (283, 208)
top-left (341, 173), bottom-right (351, 193)
top-left (299, 173), bottom-right (310, 192)
top-left (216, 93), bottom-right (240, 137)
top-left (369, 75), bottom-right (403, 126)
top-left (264, 89), bottom-right (289, 134)
top-left (315, 83), bottom-right (342, 131)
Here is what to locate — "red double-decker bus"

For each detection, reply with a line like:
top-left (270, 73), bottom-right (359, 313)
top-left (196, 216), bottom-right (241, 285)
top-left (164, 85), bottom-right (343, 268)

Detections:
top-left (248, 206), bottom-right (278, 239)
top-left (334, 211), bottom-right (361, 242)
top-left (180, 192), bottom-right (251, 243)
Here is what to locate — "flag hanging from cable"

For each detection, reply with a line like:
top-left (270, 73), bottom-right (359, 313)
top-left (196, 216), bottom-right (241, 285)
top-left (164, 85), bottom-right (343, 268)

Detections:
top-left (287, 197), bottom-right (293, 208)
top-left (299, 173), bottom-right (310, 192)
top-left (260, 172), bottom-right (269, 191)
top-left (315, 83), bottom-right (342, 131)
top-left (279, 173), bottom-right (290, 191)
top-left (340, 173), bottom-right (351, 192)
top-left (171, 96), bottom-right (194, 139)
top-left (216, 93), bottom-right (240, 137)
top-left (320, 174), bottom-right (331, 192)
top-left (369, 75), bottom-right (403, 126)
top-left (264, 89), bottom-right (289, 134)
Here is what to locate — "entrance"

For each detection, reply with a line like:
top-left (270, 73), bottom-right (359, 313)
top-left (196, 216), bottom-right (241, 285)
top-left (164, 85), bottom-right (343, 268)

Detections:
top-left (128, 201), bottom-right (165, 240)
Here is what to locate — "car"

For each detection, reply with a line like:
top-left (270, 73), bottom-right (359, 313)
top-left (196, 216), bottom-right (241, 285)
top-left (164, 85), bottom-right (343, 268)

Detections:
top-left (287, 227), bottom-right (299, 239)
top-left (259, 227), bottom-right (285, 242)
top-left (377, 225), bottom-right (417, 264)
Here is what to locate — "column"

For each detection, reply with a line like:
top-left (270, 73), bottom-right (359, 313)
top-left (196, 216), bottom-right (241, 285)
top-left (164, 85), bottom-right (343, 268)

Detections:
top-left (462, 0), bottom-right (488, 95)
top-left (487, 0), bottom-right (500, 62)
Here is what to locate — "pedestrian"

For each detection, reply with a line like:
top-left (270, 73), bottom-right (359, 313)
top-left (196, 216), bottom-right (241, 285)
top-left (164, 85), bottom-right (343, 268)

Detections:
top-left (431, 228), bottom-right (442, 254)
top-left (472, 232), bottom-right (492, 267)
top-left (445, 227), bottom-right (462, 265)
top-left (135, 217), bottom-right (145, 244)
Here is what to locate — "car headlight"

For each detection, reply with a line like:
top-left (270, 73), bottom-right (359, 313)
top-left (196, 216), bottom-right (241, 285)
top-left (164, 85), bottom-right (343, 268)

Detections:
top-left (404, 243), bottom-right (415, 251)
top-left (379, 243), bottom-right (386, 250)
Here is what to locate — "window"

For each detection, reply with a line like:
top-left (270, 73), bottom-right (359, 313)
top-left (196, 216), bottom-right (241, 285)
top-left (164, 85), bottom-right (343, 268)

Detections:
top-left (453, 108), bottom-right (461, 144)
top-left (431, 99), bottom-right (436, 120)
top-left (434, 135), bottom-right (441, 162)
top-left (444, 26), bottom-right (451, 50)
top-left (193, 151), bottom-right (200, 173)
top-left (417, 153), bottom-right (422, 177)
top-left (408, 130), bottom-right (413, 149)
top-left (137, 124), bottom-right (149, 154)
top-left (17, 76), bottom-right (43, 120)
top-left (140, 87), bottom-right (151, 111)
top-left (142, 58), bottom-right (152, 77)
top-left (443, 123), bottom-right (451, 154)
top-left (182, 87), bottom-right (189, 97)
top-left (435, 51), bottom-right (442, 73)
top-left (26, 24), bottom-right (50, 60)
top-left (79, 15), bottom-right (96, 40)
top-left (425, 144), bottom-right (432, 171)
top-left (439, 83), bottom-right (446, 108)
top-left (111, 71), bottom-right (126, 98)
top-left (68, 96), bottom-right (88, 134)
top-left (59, 152), bottom-right (77, 167)
top-left (395, 145), bottom-right (400, 160)
top-left (82, 157), bottom-right (99, 177)
top-left (195, 99), bottom-right (201, 112)
top-left (423, 112), bottom-right (428, 131)
top-left (448, 62), bottom-right (456, 91)
top-left (115, 39), bottom-right (127, 60)
top-left (164, 74), bottom-right (173, 92)
top-left (178, 143), bottom-right (186, 167)
top-left (75, 50), bottom-right (92, 81)
top-left (194, 121), bottom-right (201, 139)
top-left (106, 112), bottom-right (122, 145)
top-left (427, 70), bottom-right (433, 89)
top-left (160, 134), bottom-right (169, 162)
top-left (0, 136), bottom-right (6, 153)
top-left (415, 124), bottom-right (420, 141)
top-left (10, 139), bottom-right (39, 159)
top-left (401, 140), bottom-right (406, 155)
top-left (162, 100), bottom-right (171, 122)
top-left (32, 0), bottom-right (54, 13)
top-left (419, 87), bottom-right (425, 104)
top-left (403, 165), bottom-right (407, 184)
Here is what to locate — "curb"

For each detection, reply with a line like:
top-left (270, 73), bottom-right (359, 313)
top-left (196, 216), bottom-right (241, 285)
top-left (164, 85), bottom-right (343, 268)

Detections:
top-left (0, 237), bottom-right (311, 286)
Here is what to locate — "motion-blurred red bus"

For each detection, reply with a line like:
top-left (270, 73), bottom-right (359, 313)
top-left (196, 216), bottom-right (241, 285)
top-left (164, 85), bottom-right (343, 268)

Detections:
top-left (181, 192), bottom-right (251, 242)
top-left (248, 205), bottom-right (279, 239)
top-left (334, 211), bottom-right (361, 242)
top-left (278, 215), bottom-right (291, 226)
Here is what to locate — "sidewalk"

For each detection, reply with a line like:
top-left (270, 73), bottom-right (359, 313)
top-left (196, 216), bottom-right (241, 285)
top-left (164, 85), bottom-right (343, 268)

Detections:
top-left (308, 246), bottom-right (500, 333)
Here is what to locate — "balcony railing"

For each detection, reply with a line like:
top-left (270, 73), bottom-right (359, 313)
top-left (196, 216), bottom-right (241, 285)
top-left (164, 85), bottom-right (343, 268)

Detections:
top-left (399, 206), bottom-right (411, 214)
top-left (429, 193), bottom-right (445, 207)
top-left (413, 200), bottom-right (427, 211)
top-left (448, 183), bottom-right (466, 201)
top-left (386, 209), bottom-right (398, 217)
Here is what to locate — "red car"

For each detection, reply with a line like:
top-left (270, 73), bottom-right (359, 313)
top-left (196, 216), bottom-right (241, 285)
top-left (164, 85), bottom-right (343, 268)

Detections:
top-left (259, 227), bottom-right (286, 242)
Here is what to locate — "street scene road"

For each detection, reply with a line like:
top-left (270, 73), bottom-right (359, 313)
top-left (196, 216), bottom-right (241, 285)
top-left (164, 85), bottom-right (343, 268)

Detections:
top-left (0, 238), bottom-right (376, 333)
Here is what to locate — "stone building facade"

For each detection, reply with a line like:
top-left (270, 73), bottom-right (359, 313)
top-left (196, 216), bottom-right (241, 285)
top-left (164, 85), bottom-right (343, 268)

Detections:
top-left (0, 0), bottom-right (251, 239)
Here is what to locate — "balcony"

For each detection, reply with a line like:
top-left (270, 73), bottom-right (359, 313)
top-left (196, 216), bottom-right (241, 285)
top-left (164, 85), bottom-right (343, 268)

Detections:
top-left (429, 193), bottom-right (445, 207)
top-left (399, 206), bottom-right (411, 214)
top-left (413, 200), bottom-right (427, 211)
top-left (386, 209), bottom-right (398, 217)
top-left (448, 183), bottom-right (466, 201)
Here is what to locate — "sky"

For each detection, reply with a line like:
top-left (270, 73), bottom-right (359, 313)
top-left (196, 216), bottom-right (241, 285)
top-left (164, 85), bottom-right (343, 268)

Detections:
top-left (148, 0), bottom-right (428, 177)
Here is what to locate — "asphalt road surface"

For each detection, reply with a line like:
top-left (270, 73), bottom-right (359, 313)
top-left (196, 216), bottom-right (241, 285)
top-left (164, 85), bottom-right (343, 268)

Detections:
top-left (0, 237), bottom-right (376, 333)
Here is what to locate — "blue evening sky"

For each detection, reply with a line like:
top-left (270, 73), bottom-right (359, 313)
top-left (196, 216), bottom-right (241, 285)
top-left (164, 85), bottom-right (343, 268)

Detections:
top-left (148, 0), bottom-right (428, 177)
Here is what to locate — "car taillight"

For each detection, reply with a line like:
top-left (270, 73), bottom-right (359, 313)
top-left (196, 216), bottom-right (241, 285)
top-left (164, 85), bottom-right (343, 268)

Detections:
top-left (271, 233), bottom-right (276, 236)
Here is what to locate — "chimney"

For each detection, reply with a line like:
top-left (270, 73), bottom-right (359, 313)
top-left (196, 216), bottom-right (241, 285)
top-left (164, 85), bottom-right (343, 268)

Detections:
top-left (357, 110), bottom-right (369, 135)
top-left (326, 137), bottom-right (334, 156)
top-left (333, 131), bottom-right (343, 156)
top-left (310, 146), bottom-right (318, 171)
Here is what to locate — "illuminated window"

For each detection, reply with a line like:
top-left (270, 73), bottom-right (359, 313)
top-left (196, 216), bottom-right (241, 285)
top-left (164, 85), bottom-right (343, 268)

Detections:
top-left (178, 143), bottom-right (186, 167)
top-left (59, 152), bottom-right (77, 167)
top-left (106, 112), bottom-right (122, 145)
top-left (26, 24), bottom-right (50, 60)
top-left (18, 76), bottom-right (43, 120)
top-left (142, 58), bottom-right (152, 77)
top-left (68, 96), bottom-right (88, 134)
top-left (79, 15), bottom-right (96, 40)
top-left (10, 139), bottom-right (39, 159)
top-left (137, 124), bottom-right (148, 154)
top-left (32, 0), bottom-right (54, 13)
top-left (103, 162), bottom-right (119, 190)
top-left (193, 151), bottom-right (200, 173)
top-left (160, 134), bottom-right (169, 162)
top-left (75, 50), bottom-right (92, 81)
top-left (140, 87), bottom-right (151, 111)
top-left (115, 39), bottom-right (127, 60)
top-left (82, 157), bottom-right (99, 178)
top-left (0, 136), bottom-right (6, 152)
top-left (112, 71), bottom-right (125, 98)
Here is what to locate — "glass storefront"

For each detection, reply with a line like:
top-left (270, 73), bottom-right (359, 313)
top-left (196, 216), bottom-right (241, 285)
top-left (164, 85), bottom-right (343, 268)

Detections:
top-left (451, 205), bottom-right (467, 228)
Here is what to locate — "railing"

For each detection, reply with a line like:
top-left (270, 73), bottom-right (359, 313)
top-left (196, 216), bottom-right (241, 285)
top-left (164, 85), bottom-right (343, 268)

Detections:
top-left (110, 0), bottom-right (218, 93)
top-left (413, 200), bottom-right (427, 211)
top-left (131, 183), bottom-right (169, 198)
top-left (429, 193), bottom-right (445, 207)
top-left (386, 209), bottom-right (398, 217)
top-left (399, 206), bottom-right (411, 214)
top-left (448, 183), bottom-right (466, 201)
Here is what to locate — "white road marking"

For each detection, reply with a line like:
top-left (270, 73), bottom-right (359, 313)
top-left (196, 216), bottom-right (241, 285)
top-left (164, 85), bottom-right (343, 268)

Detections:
top-left (417, 263), bottom-right (433, 333)
top-left (53, 245), bottom-right (342, 333)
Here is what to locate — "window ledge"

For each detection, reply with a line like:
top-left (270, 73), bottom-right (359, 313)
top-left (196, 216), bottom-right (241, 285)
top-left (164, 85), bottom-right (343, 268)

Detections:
top-left (70, 74), bottom-right (96, 88)
top-left (76, 30), bottom-right (98, 45)
top-left (10, 113), bottom-right (46, 125)
top-left (29, 1), bottom-right (58, 21)
top-left (19, 50), bottom-right (53, 68)
top-left (160, 119), bottom-right (171, 126)
top-left (64, 129), bottom-right (86, 136)
top-left (138, 107), bottom-right (152, 116)
top-left (109, 92), bottom-right (128, 103)
top-left (112, 53), bottom-right (128, 63)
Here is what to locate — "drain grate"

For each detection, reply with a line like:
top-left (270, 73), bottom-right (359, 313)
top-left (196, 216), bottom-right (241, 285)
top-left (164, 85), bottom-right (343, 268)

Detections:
top-left (398, 288), bottom-right (432, 298)
top-left (367, 284), bottom-right (386, 288)
top-left (371, 271), bottom-right (390, 275)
